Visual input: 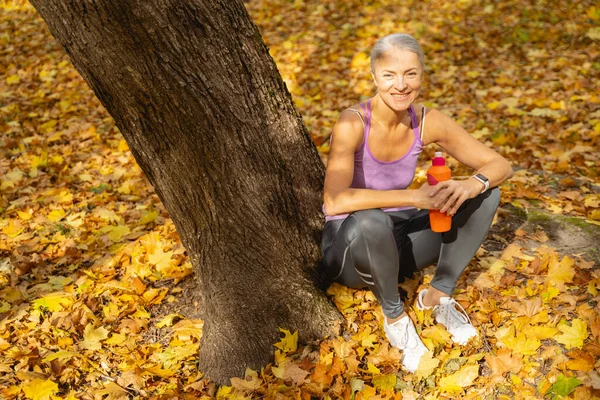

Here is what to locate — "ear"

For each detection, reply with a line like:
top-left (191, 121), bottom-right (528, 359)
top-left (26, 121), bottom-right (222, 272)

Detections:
top-left (371, 70), bottom-right (377, 86)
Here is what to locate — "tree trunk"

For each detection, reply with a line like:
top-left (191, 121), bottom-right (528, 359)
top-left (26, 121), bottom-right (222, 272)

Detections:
top-left (30, 0), bottom-right (342, 384)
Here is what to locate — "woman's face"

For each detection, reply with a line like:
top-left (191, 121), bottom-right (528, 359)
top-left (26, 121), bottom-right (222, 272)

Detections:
top-left (372, 48), bottom-right (423, 112)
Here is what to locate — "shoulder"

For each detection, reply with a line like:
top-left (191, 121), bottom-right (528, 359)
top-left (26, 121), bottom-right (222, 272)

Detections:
top-left (330, 105), bottom-right (365, 152)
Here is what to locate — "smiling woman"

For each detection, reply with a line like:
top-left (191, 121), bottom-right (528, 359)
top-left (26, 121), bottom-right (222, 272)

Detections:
top-left (320, 33), bottom-right (514, 373)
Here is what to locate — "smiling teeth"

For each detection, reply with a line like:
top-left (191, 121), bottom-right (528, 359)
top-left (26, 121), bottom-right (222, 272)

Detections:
top-left (392, 93), bottom-right (409, 98)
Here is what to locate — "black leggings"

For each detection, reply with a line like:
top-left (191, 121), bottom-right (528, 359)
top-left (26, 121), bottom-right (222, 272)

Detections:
top-left (321, 188), bottom-right (500, 319)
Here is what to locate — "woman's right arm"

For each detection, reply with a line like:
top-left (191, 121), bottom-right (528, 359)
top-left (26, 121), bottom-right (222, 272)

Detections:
top-left (323, 113), bottom-right (435, 216)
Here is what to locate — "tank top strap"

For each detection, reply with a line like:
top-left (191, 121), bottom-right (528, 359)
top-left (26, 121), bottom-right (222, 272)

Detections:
top-left (407, 105), bottom-right (420, 139)
top-left (359, 100), bottom-right (372, 142)
top-left (365, 100), bottom-right (372, 137)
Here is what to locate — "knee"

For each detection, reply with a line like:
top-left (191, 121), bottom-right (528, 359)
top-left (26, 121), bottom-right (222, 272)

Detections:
top-left (483, 187), bottom-right (500, 211)
top-left (346, 209), bottom-right (393, 241)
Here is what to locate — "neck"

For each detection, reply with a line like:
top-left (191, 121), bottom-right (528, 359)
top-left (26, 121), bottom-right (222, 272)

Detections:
top-left (371, 95), bottom-right (411, 129)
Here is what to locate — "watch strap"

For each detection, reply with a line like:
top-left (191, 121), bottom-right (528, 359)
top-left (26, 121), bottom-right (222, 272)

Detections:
top-left (472, 174), bottom-right (489, 194)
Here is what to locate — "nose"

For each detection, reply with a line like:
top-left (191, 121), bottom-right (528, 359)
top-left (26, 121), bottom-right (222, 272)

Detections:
top-left (394, 77), bottom-right (407, 91)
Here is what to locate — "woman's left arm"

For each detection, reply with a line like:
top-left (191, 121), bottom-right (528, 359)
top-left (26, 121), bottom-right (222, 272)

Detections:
top-left (422, 108), bottom-right (514, 215)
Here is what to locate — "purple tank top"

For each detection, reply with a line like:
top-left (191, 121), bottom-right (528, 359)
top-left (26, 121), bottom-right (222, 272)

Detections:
top-left (323, 99), bottom-right (423, 221)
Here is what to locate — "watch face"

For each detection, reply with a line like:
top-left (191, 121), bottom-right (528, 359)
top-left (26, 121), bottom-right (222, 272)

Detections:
top-left (476, 173), bottom-right (489, 183)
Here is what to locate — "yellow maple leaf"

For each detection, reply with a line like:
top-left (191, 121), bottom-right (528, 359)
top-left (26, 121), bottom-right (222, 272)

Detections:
top-left (171, 319), bottom-right (203, 341)
top-left (588, 280), bottom-right (599, 296)
top-left (80, 324), bottom-right (109, 351)
top-left (584, 194), bottom-right (600, 208)
top-left (46, 209), bottom-right (66, 222)
top-left (421, 324), bottom-right (452, 345)
top-left (372, 374), bottom-right (396, 390)
top-left (500, 243), bottom-right (524, 261)
top-left (150, 343), bottom-right (199, 369)
top-left (22, 378), bottom-right (58, 400)
top-left (147, 248), bottom-right (174, 272)
top-left (555, 319), bottom-right (588, 349)
top-left (541, 285), bottom-right (561, 302)
top-left (32, 293), bottom-right (73, 312)
top-left (106, 225), bottom-right (131, 242)
top-left (2, 220), bottom-right (24, 238)
top-left (6, 74), bottom-right (20, 85)
top-left (230, 368), bottom-right (262, 391)
top-left (38, 120), bottom-right (57, 134)
top-left (485, 348), bottom-right (523, 379)
top-left (118, 139), bottom-right (130, 152)
top-left (78, 173), bottom-right (93, 182)
top-left (3, 169), bottom-right (24, 185)
top-left (326, 282), bottom-right (355, 311)
top-left (530, 309), bottom-right (549, 324)
top-left (486, 101), bottom-right (501, 110)
top-left (352, 327), bottom-right (377, 348)
top-left (271, 359), bottom-right (309, 385)
top-left (497, 326), bottom-right (541, 355)
top-left (273, 328), bottom-right (298, 353)
top-left (31, 151), bottom-right (48, 168)
top-left (357, 384), bottom-right (377, 399)
top-left (505, 333), bottom-right (541, 355)
top-left (53, 190), bottom-right (73, 204)
top-left (565, 350), bottom-right (595, 372)
top-left (332, 336), bottom-right (356, 359)
top-left (439, 364), bottom-right (480, 394)
top-left (415, 351), bottom-right (440, 378)
top-left (350, 52), bottom-right (370, 69)
top-left (526, 326), bottom-right (559, 340)
top-left (42, 350), bottom-right (78, 363)
top-left (96, 381), bottom-right (129, 398)
top-left (105, 333), bottom-right (127, 346)
top-left (589, 209), bottom-right (600, 220)
top-left (156, 313), bottom-right (185, 328)
top-left (94, 207), bottom-right (120, 223)
top-left (132, 306), bottom-right (151, 319)
top-left (547, 255), bottom-right (575, 291)
top-left (17, 211), bottom-right (32, 221)
top-left (144, 365), bottom-right (176, 378)
top-left (366, 342), bottom-right (401, 365)
top-left (139, 210), bottom-right (158, 225)
top-left (366, 362), bottom-right (380, 374)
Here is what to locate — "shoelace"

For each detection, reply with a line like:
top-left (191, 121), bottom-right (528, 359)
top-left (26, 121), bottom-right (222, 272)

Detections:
top-left (442, 298), bottom-right (474, 328)
top-left (400, 322), bottom-right (419, 349)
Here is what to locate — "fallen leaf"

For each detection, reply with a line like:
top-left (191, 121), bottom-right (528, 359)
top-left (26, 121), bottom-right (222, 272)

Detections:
top-left (80, 324), bottom-right (109, 351)
top-left (555, 319), bottom-right (588, 349)
top-left (22, 378), bottom-right (59, 400)
top-left (439, 364), bottom-right (479, 394)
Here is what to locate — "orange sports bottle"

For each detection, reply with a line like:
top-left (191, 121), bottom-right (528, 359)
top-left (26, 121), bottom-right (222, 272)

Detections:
top-left (427, 151), bottom-right (452, 233)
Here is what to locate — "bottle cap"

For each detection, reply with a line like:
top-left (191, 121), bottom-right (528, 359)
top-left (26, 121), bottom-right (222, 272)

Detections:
top-left (432, 152), bottom-right (445, 166)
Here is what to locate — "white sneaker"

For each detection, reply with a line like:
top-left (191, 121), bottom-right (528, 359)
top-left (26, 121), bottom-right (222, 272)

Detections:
top-left (416, 289), bottom-right (478, 345)
top-left (383, 315), bottom-right (428, 373)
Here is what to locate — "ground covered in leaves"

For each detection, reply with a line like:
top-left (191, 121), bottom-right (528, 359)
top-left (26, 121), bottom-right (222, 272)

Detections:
top-left (1, 0), bottom-right (600, 399)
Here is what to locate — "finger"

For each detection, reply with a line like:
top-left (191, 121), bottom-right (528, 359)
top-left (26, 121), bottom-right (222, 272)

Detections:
top-left (449, 193), bottom-right (469, 215)
top-left (440, 188), bottom-right (462, 213)
top-left (433, 183), bottom-right (455, 205)
top-left (433, 186), bottom-right (454, 208)
top-left (429, 180), bottom-right (450, 196)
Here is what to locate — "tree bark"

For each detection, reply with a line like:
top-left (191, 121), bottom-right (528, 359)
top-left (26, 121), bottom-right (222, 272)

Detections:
top-left (29, 0), bottom-right (342, 384)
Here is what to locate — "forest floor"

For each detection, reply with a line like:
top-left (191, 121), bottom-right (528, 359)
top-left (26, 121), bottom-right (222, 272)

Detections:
top-left (1, 0), bottom-right (600, 399)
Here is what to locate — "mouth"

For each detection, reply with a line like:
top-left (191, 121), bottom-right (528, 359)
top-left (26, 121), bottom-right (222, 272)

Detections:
top-left (391, 92), bottom-right (410, 100)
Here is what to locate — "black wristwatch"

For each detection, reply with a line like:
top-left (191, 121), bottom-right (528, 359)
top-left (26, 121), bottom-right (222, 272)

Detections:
top-left (471, 173), bottom-right (489, 194)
